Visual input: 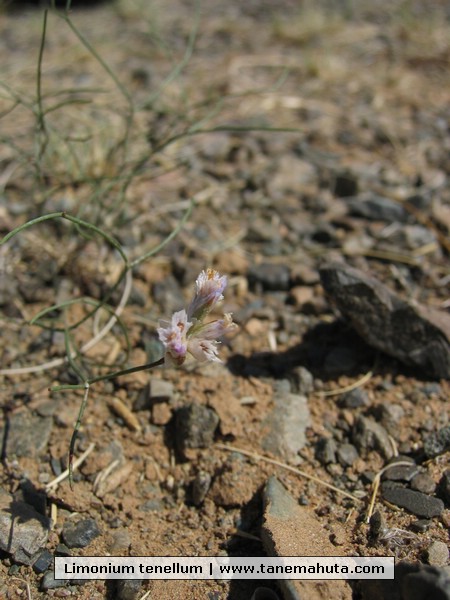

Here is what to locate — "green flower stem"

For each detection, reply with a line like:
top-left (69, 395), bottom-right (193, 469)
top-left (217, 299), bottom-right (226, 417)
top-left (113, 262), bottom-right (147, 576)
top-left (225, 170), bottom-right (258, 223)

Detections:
top-left (1, 211), bottom-right (129, 267)
top-left (55, 355), bottom-right (165, 487)
top-left (50, 357), bottom-right (165, 393)
top-left (87, 357), bottom-right (165, 384)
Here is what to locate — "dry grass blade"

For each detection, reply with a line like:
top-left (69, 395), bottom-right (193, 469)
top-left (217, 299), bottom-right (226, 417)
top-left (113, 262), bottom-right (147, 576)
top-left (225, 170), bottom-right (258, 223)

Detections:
top-left (365, 461), bottom-right (414, 523)
top-left (215, 443), bottom-right (364, 503)
top-left (321, 369), bottom-right (374, 397)
top-left (45, 442), bottom-right (95, 492)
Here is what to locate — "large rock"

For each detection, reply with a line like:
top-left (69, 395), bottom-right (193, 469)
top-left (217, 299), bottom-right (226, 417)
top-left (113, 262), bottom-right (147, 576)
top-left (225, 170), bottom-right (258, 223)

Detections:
top-left (0, 488), bottom-right (50, 565)
top-left (319, 262), bottom-right (450, 379)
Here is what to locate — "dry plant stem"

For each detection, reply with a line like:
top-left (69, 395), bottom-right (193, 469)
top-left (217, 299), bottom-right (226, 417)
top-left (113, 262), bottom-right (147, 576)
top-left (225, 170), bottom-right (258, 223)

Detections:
top-left (45, 442), bottom-right (95, 492)
top-left (11, 578), bottom-right (32, 600)
top-left (0, 269), bottom-right (133, 377)
top-left (365, 461), bottom-right (413, 524)
top-left (215, 443), bottom-right (363, 503)
top-left (66, 356), bottom-right (164, 486)
top-left (321, 369), bottom-right (373, 397)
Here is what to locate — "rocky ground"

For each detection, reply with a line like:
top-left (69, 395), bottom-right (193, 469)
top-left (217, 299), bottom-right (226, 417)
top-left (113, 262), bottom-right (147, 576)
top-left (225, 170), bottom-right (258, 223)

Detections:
top-left (0, 1), bottom-right (449, 599)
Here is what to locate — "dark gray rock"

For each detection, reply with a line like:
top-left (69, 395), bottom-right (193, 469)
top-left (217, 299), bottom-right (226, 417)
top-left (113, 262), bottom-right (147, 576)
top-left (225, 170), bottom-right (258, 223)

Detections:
top-left (320, 262), bottom-right (450, 379)
top-left (359, 561), bottom-right (450, 600)
top-left (62, 518), bottom-right (101, 549)
top-left (338, 388), bottom-right (370, 408)
top-left (345, 193), bottom-right (408, 222)
top-left (248, 263), bottom-right (291, 291)
top-left (337, 443), bottom-right (359, 467)
top-left (352, 416), bottom-right (394, 460)
top-left (381, 486), bottom-right (444, 518)
top-left (175, 404), bottom-right (219, 456)
top-left (0, 488), bottom-right (50, 565)
top-left (368, 510), bottom-right (388, 542)
top-left (438, 470), bottom-right (450, 505)
top-left (262, 393), bottom-right (311, 461)
top-left (263, 476), bottom-right (298, 520)
top-left (422, 383), bottom-right (442, 398)
top-left (403, 564), bottom-right (450, 600)
top-left (116, 579), bottom-right (144, 600)
top-left (315, 437), bottom-right (337, 466)
top-left (382, 457), bottom-right (418, 482)
top-left (424, 427), bottom-right (450, 459)
top-left (41, 570), bottom-right (67, 591)
top-left (191, 471), bottom-right (212, 506)
top-left (410, 519), bottom-right (432, 533)
top-left (33, 549), bottom-right (53, 574)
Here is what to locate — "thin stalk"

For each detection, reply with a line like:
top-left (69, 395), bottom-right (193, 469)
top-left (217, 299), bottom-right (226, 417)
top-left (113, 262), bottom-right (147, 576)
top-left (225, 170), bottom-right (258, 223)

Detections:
top-left (35, 9), bottom-right (49, 181)
top-left (64, 356), bottom-right (164, 486)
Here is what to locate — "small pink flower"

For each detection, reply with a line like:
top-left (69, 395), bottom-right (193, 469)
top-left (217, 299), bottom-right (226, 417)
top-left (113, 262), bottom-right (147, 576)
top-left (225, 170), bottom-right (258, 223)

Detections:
top-left (156, 310), bottom-right (191, 366)
top-left (157, 270), bottom-right (237, 366)
top-left (187, 268), bottom-right (227, 321)
top-left (188, 338), bottom-right (221, 363)
top-left (187, 314), bottom-right (237, 363)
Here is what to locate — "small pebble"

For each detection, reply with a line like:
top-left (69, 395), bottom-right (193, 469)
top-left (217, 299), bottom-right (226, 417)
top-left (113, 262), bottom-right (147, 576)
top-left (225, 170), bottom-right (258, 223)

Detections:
top-left (353, 415), bottom-right (394, 460)
top-left (62, 518), bottom-right (101, 549)
top-left (411, 473), bottom-right (437, 495)
top-left (425, 541), bottom-right (449, 566)
top-left (151, 402), bottom-right (172, 426)
top-left (337, 443), bottom-right (359, 467)
top-left (32, 549), bottom-right (53, 574)
top-left (410, 519), bottom-right (432, 533)
top-left (192, 471), bottom-right (212, 506)
top-left (424, 426), bottom-right (450, 459)
top-left (115, 579), bottom-right (144, 600)
top-left (382, 456), bottom-right (418, 482)
top-left (40, 571), bottom-right (67, 591)
top-left (377, 404), bottom-right (405, 434)
top-left (338, 388), bottom-right (370, 408)
top-left (438, 470), bottom-right (450, 505)
top-left (149, 379), bottom-right (174, 402)
top-left (175, 404), bottom-right (219, 456)
top-left (369, 510), bottom-right (388, 541)
top-left (315, 437), bottom-right (337, 466)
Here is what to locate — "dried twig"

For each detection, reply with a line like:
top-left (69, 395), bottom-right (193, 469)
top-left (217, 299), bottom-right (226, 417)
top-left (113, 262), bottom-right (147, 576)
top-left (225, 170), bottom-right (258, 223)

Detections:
top-left (365, 461), bottom-right (413, 523)
top-left (215, 443), bottom-right (363, 503)
top-left (321, 369), bottom-right (374, 397)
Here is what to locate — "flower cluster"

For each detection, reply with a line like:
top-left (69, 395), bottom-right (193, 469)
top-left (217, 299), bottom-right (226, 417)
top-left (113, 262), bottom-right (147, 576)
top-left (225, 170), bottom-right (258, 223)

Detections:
top-left (157, 269), bottom-right (237, 366)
